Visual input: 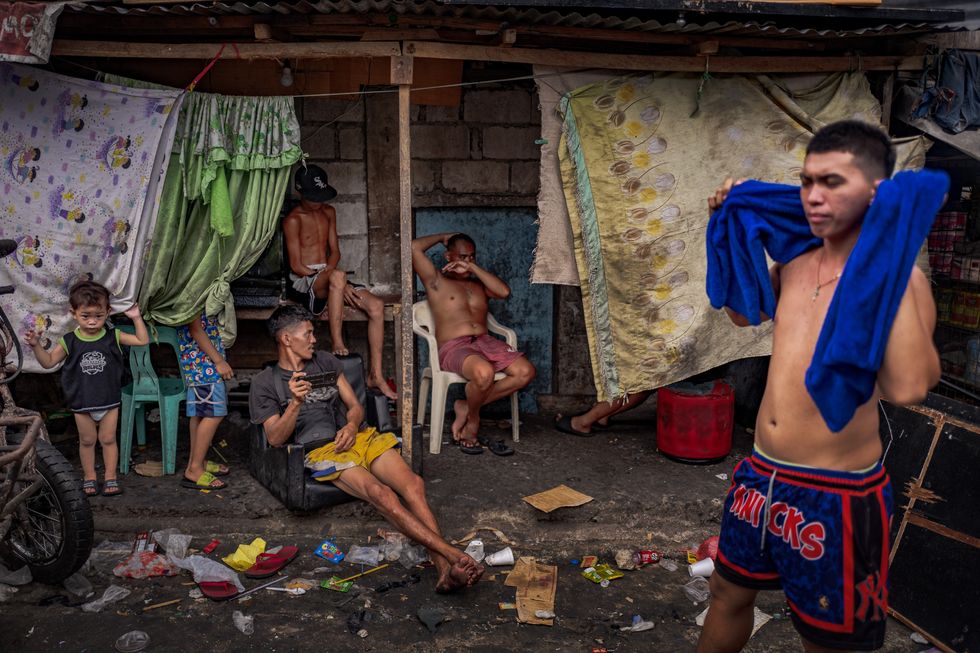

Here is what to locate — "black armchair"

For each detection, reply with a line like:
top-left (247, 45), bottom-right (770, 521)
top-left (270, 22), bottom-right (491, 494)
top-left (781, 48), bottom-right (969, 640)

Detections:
top-left (248, 353), bottom-right (378, 512)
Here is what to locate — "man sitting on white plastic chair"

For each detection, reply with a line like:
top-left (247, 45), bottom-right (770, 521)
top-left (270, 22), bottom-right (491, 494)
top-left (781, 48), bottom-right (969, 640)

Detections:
top-left (412, 232), bottom-right (536, 455)
top-left (249, 305), bottom-right (484, 593)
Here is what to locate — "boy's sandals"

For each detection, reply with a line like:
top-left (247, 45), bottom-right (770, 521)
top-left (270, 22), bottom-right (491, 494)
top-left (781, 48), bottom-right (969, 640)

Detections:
top-left (81, 479), bottom-right (99, 497)
top-left (102, 479), bottom-right (123, 497)
top-left (205, 461), bottom-right (230, 476)
top-left (181, 471), bottom-right (227, 490)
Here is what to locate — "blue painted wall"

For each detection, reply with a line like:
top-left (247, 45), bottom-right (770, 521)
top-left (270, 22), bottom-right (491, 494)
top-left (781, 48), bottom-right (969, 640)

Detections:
top-left (415, 208), bottom-right (552, 414)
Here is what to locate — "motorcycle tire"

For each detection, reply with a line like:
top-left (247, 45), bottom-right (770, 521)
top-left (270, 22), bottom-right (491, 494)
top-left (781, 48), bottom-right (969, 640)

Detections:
top-left (0, 436), bottom-right (94, 584)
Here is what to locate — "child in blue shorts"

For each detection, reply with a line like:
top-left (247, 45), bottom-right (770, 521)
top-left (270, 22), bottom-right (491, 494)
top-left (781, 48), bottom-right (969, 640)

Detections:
top-left (177, 311), bottom-right (233, 490)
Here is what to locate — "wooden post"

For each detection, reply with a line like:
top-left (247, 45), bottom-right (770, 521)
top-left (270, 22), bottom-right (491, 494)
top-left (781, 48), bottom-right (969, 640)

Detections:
top-left (881, 71), bottom-right (896, 133)
top-left (393, 57), bottom-right (416, 470)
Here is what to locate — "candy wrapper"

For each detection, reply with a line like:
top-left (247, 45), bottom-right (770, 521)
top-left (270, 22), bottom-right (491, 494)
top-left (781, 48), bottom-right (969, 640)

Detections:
top-left (314, 539), bottom-right (345, 563)
top-left (320, 576), bottom-right (354, 592)
top-left (581, 563), bottom-right (624, 586)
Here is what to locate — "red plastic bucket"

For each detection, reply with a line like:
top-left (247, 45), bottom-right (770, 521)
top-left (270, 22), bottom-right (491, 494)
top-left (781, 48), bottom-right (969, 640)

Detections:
top-left (656, 380), bottom-right (734, 463)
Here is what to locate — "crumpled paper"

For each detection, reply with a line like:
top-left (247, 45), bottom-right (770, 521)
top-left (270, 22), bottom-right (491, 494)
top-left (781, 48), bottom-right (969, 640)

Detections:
top-left (222, 538), bottom-right (266, 572)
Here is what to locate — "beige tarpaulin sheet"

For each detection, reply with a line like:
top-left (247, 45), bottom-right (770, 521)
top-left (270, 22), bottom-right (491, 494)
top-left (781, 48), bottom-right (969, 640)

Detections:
top-left (556, 72), bottom-right (927, 401)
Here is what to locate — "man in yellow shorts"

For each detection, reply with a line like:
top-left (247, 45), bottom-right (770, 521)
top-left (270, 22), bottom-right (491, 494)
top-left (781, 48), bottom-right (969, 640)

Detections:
top-left (249, 305), bottom-right (484, 593)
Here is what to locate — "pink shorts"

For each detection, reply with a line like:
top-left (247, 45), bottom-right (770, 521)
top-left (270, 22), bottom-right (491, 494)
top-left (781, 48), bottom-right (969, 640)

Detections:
top-left (438, 334), bottom-right (524, 376)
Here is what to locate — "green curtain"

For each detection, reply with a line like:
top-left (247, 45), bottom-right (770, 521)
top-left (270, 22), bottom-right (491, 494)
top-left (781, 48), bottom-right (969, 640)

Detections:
top-left (101, 81), bottom-right (301, 345)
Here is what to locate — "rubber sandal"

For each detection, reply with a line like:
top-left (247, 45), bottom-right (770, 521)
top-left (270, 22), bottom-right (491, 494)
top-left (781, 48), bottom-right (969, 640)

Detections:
top-left (198, 581), bottom-right (240, 602)
top-left (457, 439), bottom-right (484, 455)
top-left (244, 546), bottom-right (300, 579)
top-left (101, 479), bottom-right (123, 496)
top-left (181, 471), bottom-right (227, 490)
top-left (81, 479), bottom-right (98, 496)
top-left (205, 461), bottom-right (230, 476)
top-left (477, 434), bottom-right (514, 456)
top-left (554, 414), bottom-right (595, 437)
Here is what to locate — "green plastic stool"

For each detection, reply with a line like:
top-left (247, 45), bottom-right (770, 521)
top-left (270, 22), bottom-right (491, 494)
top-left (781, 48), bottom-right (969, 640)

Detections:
top-left (119, 325), bottom-right (186, 475)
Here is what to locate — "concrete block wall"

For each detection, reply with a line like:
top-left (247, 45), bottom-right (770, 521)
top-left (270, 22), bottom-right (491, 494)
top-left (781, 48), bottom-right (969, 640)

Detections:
top-left (297, 82), bottom-right (542, 284)
top-left (411, 85), bottom-right (542, 205)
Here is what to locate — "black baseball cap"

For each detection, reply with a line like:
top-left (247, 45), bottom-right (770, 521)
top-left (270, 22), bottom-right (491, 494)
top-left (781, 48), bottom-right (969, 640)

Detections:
top-left (294, 164), bottom-right (337, 202)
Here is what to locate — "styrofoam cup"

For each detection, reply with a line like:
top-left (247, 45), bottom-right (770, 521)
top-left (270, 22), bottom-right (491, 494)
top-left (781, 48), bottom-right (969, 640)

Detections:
top-left (485, 547), bottom-right (515, 566)
top-left (689, 558), bottom-right (715, 577)
top-left (463, 539), bottom-right (485, 562)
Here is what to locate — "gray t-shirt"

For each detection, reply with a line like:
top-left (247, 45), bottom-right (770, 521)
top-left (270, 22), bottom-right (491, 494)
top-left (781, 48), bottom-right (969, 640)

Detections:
top-left (248, 351), bottom-right (346, 445)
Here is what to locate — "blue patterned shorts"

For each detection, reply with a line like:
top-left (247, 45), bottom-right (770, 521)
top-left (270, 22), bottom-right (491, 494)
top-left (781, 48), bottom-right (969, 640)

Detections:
top-left (186, 382), bottom-right (228, 418)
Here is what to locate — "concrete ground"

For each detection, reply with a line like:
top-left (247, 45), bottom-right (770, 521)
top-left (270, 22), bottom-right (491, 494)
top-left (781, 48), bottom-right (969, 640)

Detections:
top-left (0, 413), bottom-right (923, 652)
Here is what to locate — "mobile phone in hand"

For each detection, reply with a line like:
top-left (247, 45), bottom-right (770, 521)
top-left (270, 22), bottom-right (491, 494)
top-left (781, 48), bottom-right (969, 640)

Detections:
top-left (304, 370), bottom-right (338, 389)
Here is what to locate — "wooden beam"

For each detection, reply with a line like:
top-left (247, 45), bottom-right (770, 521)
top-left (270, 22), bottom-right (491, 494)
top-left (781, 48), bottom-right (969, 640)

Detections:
top-left (404, 41), bottom-right (922, 72)
top-left (398, 81), bottom-right (416, 472)
top-left (51, 40), bottom-right (401, 60)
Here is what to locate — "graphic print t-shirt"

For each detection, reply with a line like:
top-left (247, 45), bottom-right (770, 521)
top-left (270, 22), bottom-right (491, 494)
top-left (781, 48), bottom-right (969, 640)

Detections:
top-left (59, 327), bottom-right (124, 412)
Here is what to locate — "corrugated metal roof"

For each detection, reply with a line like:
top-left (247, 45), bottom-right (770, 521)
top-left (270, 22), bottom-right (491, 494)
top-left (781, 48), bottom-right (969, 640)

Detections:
top-left (886, 1), bottom-right (979, 29)
top-left (66, 0), bottom-right (952, 39)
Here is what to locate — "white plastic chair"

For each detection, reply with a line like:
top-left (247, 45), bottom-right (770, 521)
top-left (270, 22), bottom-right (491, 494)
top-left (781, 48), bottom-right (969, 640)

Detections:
top-left (413, 300), bottom-right (521, 454)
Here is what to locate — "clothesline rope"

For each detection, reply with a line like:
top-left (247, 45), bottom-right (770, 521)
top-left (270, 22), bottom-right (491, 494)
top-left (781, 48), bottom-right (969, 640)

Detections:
top-left (53, 56), bottom-right (595, 99)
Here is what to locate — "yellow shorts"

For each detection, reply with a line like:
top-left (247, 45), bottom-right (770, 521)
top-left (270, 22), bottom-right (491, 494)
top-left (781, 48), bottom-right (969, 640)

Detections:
top-left (304, 428), bottom-right (399, 482)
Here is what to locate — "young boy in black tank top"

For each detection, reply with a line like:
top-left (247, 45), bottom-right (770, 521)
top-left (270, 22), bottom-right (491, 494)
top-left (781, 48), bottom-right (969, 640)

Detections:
top-left (26, 280), bottom-right (148, 496)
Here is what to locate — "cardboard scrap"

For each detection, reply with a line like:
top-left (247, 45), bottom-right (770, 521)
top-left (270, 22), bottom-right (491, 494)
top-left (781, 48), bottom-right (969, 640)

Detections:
top-left (504, 557), bottom-right (557, 626)
top-left (133, 461), bottom-right (163, 477)
top-left (522, 485), bottom-right (593, 513)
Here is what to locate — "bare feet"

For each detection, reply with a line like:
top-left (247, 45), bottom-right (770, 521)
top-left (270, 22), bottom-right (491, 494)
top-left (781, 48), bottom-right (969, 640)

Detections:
top-left (570, 414), bottom-right (591, 434)
top-left (459, 414), bottom-right (480, 445)
top-left (367, 373), bottom-right (397, 400)
top-left (332, 343), bottom-right (349, 356)
top-left (435, 554), bottom-right (484, 593)
top-left (451, 400), bottom-right (468, 442)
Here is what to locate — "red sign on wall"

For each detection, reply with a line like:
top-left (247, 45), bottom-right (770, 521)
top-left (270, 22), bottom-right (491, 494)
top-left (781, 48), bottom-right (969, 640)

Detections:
top-left (0, 2), bottom-right (64, 65)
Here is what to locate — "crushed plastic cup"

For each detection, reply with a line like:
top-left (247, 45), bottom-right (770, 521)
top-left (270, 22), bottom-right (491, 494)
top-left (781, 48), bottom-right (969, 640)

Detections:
top-left (63, 571), bottom-right (94, 599)
top-left (621, 614), bottom-right (655, 633)
top-left (114, 630), bottom-right (150, 652)
top-left (398, 544), bottom-right (429, 569)
top-left (485, 547), bottom-right (515, 566)
top-left (81, 584), bottom-right (132, 613)
top-left (232, 610), bottom-right (254, 635)
top-left (689, 558), bottom-right (715, 577)
top-left (682, 576), bottom-right (711, 603)
top-left (660, 559), bottom-right (679, 572)
top-left (463, 539), bottom-right (485, 562)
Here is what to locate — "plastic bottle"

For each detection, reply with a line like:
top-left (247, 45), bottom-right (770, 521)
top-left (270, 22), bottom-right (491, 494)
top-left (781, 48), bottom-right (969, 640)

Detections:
top-left (63, 571), bottom-right (94, 598)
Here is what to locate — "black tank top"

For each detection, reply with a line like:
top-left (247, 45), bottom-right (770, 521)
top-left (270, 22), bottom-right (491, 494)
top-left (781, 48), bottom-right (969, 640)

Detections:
top-left (60, 328), bottom-right (124, 412)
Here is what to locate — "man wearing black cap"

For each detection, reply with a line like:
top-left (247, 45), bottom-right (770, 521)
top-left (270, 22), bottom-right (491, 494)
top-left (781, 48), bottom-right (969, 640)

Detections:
top-left (283, 164), bottom-right (397, 400)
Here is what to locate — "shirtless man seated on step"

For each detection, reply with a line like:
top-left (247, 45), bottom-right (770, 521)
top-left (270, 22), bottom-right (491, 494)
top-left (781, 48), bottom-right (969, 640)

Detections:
top-left (412, 232), bottom-right (535, 454)
top-left (283, 164), bottom-right (396, 400)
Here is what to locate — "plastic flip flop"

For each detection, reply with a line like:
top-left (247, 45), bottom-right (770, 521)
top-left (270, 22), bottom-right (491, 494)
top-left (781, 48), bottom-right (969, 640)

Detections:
top-left (244, 546), bottom-right (300, 579)
top-left (554, 414), bottom-right (595, 437)
top-left (457, 440), bottom-right (484, 455)
top-left (477, 435), bottom-right (514, 456)
top-left (198, 581), bottom-right (240, 602)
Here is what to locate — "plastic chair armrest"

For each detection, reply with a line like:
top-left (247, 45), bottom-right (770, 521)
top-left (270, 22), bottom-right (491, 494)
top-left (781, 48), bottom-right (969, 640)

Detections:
top-left (486, 314), bottom-right (518, 349)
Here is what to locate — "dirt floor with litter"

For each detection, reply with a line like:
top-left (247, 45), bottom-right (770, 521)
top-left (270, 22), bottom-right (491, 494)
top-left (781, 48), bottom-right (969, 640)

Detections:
top-left (0, 413), bottom-right (923, 652)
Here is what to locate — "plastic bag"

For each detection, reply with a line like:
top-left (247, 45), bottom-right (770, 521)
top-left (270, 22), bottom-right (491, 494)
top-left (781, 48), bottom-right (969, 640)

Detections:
top-left (113, 551), bottom-right (178, 579)
top-left (0, 563), bottom-right (32, 586)
top-left (399, 544), bottom-right (429, 569)
top-left (232, 610), bottom-right (254, 635)
top-left (379, 531), bottom-right (409, 562)
top-left (0, 583), bottom-right (18, 602)
top-left (151, 529), bottom-right (192, 559)
top-left (346, 544), bottom-right (381, 566)
top-left (81, 584), bottom-right (131, 613)
top-left (63, 571), bottom-right (94, 598)
top-left (169, 553), bottom-right (244, 592)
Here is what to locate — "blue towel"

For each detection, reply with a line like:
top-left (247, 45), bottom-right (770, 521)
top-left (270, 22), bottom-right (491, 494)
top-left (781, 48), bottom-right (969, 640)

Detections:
top-left (705, 170), bottom-right (949, 432)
